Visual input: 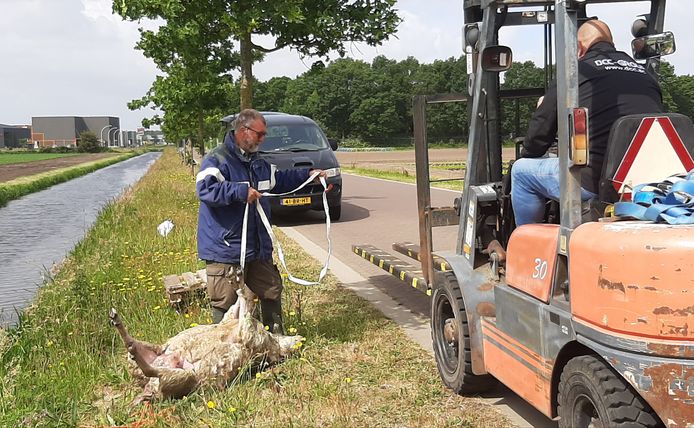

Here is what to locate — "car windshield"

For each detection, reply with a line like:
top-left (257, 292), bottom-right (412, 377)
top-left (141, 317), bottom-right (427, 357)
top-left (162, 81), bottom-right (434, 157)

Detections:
top-left (259, 123), bottom-right (329, 152)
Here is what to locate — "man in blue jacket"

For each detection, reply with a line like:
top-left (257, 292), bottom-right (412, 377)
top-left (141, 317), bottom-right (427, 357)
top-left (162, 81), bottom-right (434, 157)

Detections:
top-left (196, 109), bottom-right (325, 329)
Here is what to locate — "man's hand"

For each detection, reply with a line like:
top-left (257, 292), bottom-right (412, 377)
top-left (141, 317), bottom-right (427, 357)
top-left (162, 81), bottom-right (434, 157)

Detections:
top-left (309, 169), bottom-right (327, 181)
top-left (247, 187), bottom-right (262, 203)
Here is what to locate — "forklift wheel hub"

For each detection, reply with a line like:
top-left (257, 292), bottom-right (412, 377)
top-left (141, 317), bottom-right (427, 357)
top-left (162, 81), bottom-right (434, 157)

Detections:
top-left (443, 318), bottom-right (459, 345)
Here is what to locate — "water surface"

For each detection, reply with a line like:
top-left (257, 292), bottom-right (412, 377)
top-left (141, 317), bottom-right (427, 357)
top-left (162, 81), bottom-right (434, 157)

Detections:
top-left (0, 152), bottom-right (161, 327)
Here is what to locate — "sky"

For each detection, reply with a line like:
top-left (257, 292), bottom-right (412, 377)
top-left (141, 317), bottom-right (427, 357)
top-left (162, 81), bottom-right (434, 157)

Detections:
top-left (1, 0), bottom-right (692, 131)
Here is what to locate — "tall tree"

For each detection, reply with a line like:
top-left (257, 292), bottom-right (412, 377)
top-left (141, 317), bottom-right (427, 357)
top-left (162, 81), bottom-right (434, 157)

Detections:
top-left (114, 1), bottom-right (238, 154)
top-left (500, 60), bottom-right (546, 139)
top-left (115, 0), bottom-right (401, 111)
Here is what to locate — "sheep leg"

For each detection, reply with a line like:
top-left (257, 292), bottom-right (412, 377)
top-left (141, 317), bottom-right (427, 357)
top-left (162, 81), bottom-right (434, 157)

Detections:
top-left (109, 308), bottom-right (163, 373)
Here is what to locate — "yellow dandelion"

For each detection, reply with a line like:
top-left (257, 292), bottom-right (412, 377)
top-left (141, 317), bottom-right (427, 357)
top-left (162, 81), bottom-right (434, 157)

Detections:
top-left (289, 311), bottom-right (296, 316)
top-left (46, 340), bottom-right (54, 347)
top-left (190, 323), bottom-right (199, 327)
top-left (207, 401), bottom-right (216, 409)
top-left (264, 325), bottom-right (270, 331)
top-left (153, 306), bottom-right (161, 311)
top-left (227, 407), bottom-right (237, 413)
top-left (288, 327), bottom-right (297, 334)
top-left (344, 377), bottom-right (352, 383)
top-left (185, 313), bottom-right (190, 318)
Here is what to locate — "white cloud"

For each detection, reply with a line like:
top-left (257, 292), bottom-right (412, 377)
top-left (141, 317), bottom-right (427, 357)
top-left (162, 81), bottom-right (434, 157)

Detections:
top-left (0, 0), bottom-right (159, 130)
top-left (253, 3), bottom-right (463, 80)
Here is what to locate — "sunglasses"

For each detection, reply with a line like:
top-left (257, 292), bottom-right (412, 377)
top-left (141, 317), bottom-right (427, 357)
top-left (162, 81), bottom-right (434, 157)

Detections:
top-left (244, 125), bottom-right (267, 138)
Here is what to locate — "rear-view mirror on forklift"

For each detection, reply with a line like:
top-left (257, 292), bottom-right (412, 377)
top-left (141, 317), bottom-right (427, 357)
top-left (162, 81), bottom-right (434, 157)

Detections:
top-left (570, 107), bottom-right (589, 166)
top-left (631, 31), bottom-right (676, 60)
top-left (480, 45), bottom-right (512, 72)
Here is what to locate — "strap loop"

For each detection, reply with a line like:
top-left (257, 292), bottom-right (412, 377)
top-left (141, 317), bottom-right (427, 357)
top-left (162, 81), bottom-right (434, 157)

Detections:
top-left (241, 171), bottom-right (330, 285)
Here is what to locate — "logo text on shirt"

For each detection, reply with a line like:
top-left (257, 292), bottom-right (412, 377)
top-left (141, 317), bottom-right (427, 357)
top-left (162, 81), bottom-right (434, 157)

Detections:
top-left (594, 59), bottom-right (646, 73)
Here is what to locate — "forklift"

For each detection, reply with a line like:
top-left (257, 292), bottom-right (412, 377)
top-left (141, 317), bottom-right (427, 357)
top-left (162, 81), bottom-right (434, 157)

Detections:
top-left (353, 1), bottom-right (693, 426)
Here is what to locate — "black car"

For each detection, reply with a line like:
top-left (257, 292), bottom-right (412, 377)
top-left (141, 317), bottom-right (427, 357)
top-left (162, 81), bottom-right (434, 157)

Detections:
top-left (221, 112), bottom-right (342, 220)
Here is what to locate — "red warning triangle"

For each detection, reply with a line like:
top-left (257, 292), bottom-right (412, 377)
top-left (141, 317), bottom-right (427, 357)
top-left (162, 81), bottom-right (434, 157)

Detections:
top-left (612, 117), bottom-right (694, 198)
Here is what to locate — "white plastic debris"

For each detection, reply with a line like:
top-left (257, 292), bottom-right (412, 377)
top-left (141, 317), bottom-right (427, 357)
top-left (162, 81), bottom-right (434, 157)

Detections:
top-left (157, 220), bottom-right (175, 237)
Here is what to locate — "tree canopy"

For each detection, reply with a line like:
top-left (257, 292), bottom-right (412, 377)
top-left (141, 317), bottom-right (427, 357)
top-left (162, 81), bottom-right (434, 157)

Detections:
top-left (110, 0), bottom-right (694, 151)
top-left (115, 0), bottom-right (401, 128)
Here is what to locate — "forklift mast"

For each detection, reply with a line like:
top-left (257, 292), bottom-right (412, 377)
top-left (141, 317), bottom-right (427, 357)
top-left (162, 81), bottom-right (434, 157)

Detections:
top-left (455, 0), bottom-right (667, 273)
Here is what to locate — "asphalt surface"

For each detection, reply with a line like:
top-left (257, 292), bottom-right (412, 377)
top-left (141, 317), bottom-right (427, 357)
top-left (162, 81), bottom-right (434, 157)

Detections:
top-left (275, 172), bottom-right (558, 428)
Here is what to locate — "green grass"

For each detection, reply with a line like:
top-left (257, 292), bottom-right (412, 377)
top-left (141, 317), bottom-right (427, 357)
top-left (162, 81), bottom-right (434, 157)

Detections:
top-left (0, 153), bottom-right (80, 165)
top-left (343, 161), bottom-right (511, 192)
top-left (0, 153), bottom-right (137, 207)
top-left (342, 166), bottom-right (465, 191)
top-left (0, 148), bottom-right (507, 427)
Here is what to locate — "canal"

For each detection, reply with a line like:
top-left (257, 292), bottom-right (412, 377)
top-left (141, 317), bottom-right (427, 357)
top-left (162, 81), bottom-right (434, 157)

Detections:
top-left (0, 152), bottom-right (161, 327)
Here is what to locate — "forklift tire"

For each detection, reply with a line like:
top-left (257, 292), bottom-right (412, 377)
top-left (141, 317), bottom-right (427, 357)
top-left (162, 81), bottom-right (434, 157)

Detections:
top-left (557, 355), bottom-right (662, 428)
top-left (431, 271), bottom-right (496, 394)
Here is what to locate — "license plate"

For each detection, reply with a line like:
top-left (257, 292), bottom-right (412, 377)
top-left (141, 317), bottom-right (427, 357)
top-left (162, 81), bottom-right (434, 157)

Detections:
top-left (281, 197), bottom-right (311, 206)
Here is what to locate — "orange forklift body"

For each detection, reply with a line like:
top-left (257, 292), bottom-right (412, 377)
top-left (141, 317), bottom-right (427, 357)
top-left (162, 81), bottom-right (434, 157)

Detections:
top-left (570, 221), bottom-right (694, 340)
top-left (494, 221), bottom-right (694, 424)
top-left (506, 224), bottom-right (560, 303)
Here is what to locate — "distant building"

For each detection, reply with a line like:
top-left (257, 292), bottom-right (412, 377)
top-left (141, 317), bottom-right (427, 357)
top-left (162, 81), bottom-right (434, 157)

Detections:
top-left (0, 124), bottom-right (32, 148)
top-left (142, 130), bottom-right (165, 145)
top-left (31, 116), bottom-right (120, 148)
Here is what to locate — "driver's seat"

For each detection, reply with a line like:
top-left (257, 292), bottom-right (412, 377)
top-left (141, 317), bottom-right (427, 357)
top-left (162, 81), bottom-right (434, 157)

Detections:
top-left (598, 113), bottom-right (694, 203)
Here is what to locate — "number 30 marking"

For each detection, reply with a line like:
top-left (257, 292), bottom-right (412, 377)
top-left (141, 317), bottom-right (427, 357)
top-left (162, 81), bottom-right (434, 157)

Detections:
top-left (533, 258), bottom-right (548, 279)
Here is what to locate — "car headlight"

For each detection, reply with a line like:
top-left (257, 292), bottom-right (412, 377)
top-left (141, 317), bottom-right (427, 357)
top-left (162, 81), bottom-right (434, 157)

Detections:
top-left (325, 167), bottom-right (341, 178)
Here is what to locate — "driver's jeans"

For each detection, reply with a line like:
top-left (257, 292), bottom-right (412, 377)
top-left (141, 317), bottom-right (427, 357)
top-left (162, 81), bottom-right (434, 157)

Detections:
top-left (511, 157), bottom-right (596, 226)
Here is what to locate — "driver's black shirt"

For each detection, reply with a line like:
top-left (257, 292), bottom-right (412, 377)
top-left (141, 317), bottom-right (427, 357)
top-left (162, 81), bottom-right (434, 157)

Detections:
top-left (522, 42), bottom-right (664, 193)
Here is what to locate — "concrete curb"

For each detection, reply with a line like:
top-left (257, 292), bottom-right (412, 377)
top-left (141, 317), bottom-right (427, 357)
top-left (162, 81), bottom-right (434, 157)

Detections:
top-left (281, 226), bottom-right (433, 353)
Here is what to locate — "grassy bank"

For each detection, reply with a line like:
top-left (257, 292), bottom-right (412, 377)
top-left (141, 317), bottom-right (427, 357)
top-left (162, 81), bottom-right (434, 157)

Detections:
top-left (0, 152), bottom-right (139, 207)
top-left (342, 161), bottom-right (511, 191)
top-left (342, 165), bottom-right (465, 191)
top-left (0, 148), bottom-right (506, 427)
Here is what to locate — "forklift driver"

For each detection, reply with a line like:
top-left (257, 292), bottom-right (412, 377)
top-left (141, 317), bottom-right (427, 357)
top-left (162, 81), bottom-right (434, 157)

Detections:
top-left (511, 19), bottom-right (664, 226)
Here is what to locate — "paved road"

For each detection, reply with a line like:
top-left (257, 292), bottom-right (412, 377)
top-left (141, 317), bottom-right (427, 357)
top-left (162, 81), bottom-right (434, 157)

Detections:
top-left (275, 173), bottom-right (557, 428)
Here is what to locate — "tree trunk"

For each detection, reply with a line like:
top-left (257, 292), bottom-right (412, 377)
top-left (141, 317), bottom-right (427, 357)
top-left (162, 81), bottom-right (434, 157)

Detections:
top-left (197, 111), bottom-right (205, 157)
top-left (239, 32), bottom-right (253, 110)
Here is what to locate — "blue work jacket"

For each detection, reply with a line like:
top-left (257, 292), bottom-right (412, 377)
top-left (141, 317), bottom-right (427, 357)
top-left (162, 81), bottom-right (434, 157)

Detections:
top-left (196, 132), bottom-right (309, 264)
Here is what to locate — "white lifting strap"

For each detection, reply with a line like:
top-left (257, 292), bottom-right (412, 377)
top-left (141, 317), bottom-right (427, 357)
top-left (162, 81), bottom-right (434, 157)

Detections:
top-left (239, 171), bottom-right (330, 285)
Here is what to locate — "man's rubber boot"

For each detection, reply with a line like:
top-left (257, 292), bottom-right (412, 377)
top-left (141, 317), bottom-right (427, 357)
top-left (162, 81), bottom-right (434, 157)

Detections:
top-left (211, 306), bottom-right (226, 324)
top-left (260, 299), bottom-right (284, 334)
